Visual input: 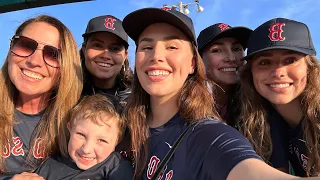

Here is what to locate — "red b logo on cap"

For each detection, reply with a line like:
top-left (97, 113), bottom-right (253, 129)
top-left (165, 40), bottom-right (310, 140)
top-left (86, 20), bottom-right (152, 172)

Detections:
top-left (104, 17), bottom-right (116, 30)
top-left (161, 7), bottom-right (171, 11)
top-left (268, 23), bottom-right (285, 41)
top-left (218, 23), bottom-right (229, 31)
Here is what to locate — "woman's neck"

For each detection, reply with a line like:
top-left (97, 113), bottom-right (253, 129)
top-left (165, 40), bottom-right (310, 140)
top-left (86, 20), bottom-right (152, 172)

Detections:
top-left (273, 97), bottom-right (303, 128)
top-left (216, 86), bottom-right (229, 107)
top-left (16, 93), bottom-right (50, 114)
top-left (93, 76), bottom-right (116, 89)
top-left (148, 93), bottom-right (179, 128)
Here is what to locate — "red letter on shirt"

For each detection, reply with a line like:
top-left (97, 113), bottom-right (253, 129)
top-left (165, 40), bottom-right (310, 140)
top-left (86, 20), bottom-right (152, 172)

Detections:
top-left (33, 138), bottom-right (44, 159)
top-left (12, 137), bottom-right (24, 156)
top-left (147, 156), bottom-right (160, 179)
top-left (3, 143), bottom-right (10, 158)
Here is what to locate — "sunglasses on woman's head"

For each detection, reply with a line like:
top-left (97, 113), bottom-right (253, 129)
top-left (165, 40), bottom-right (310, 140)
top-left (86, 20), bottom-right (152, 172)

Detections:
top-left (10, 35), bottom-right (61, 68)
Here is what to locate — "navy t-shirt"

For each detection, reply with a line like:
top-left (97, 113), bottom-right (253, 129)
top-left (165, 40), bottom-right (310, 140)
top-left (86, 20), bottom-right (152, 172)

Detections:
top-left (3, 110), bottom-right (43, 172)
top-left (34, 151), bottom-right (133, 180)
top-left (287, 120), bottom-right (308, 177)
top-left (144, 114), bottom-right (261, 180)
top-left (267, 105), bottom-right (309, 177)
top-left (267, 105), bottom-right (290, 168)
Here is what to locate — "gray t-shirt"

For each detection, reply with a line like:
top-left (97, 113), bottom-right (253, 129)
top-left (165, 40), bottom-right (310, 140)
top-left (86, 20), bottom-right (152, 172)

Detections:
top-left (3, 109), bottom-right (43, 175)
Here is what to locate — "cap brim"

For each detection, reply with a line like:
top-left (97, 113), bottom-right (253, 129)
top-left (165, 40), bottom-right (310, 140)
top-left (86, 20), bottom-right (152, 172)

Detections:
top-left (242, 46), bottom-right (317, 61)
top-left (198, 27), bottom-right (252, 53)
top-left (123, 8), bottom-right (195, 45)
top-left (81, 31), bottom-right (129, 48)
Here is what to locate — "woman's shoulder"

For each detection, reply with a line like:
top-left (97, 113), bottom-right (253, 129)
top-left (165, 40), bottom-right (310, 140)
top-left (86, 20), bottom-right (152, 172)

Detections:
top-left (192, 118), bottom-right (235, 133)
top-left (188, 118), bottom-right (253, 148)
top-left (183, 118), bottom-right (261, 180)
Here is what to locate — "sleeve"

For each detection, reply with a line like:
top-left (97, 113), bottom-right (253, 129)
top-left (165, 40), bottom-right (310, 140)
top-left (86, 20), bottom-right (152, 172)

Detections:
top-left (108, 158), bottom-right (133, 180)
top-left (0, 175), bottom-right (13, 180)
top-left (189, 122), bottom-right (262, 180)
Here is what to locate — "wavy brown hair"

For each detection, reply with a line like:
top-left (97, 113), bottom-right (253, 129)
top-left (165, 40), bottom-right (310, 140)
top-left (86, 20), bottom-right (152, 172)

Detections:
top-left (127, 43), bottom-right (220, 178)
top-left (200, 42), bottom-right (244, 128)
top-left (0, 15), bottom-right (82, 172)
top-left (240, 55), bottom-right (320, 176)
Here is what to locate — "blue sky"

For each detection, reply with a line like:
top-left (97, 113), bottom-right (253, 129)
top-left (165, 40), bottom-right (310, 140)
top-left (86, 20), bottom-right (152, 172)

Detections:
top-left (0, 0), bottom-right (319, 67)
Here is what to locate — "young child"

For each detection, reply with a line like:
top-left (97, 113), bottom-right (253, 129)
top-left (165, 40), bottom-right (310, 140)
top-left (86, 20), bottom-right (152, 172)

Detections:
top-left (33, 94), bottom-right (133, 180)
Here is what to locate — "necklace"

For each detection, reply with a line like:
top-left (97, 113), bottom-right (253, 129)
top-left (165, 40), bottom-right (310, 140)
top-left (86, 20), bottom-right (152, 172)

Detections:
top-left (91, 86), bottom-right (119, 96)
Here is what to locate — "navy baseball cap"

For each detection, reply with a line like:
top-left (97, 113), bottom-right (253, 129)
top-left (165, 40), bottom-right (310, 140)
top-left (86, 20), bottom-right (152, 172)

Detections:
top-left (243, 18), bottom-right (316, 60)
top-left (197, 23), bottom-right (252, 54)
top-left (82, 15), bottom-right (129, 48)
top-left (122, 8), bottom-right (197, 46)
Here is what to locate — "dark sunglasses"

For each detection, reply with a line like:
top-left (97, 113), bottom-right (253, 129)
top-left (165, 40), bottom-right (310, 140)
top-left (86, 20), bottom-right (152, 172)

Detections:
top-left (10, 35), bottom-right (61, 68)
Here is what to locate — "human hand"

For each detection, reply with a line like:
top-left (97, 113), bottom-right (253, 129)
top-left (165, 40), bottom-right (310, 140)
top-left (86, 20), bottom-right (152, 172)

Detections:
top-left (11, 172), bottom-right (44, 180)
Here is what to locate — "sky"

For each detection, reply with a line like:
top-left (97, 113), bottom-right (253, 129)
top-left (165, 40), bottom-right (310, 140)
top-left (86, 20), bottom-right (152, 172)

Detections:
top-left (0, 0), bottom-right (319, 67)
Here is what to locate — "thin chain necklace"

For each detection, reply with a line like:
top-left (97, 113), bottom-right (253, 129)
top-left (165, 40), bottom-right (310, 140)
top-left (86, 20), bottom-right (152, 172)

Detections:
top-left (91, 85), bottom-right (119, 96)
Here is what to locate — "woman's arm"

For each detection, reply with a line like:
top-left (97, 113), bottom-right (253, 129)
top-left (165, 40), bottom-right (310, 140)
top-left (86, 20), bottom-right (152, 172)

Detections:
top-left (228, 159), bottom-right (318, 180)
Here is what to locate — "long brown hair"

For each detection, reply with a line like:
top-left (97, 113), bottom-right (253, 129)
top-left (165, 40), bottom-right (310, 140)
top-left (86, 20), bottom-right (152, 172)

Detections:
top-left (200, 41), bottom-right (244, 128)
top-left (127, 43), bottom-right (220, 178)
top-left (0, 15), bottom-right (83, 172)
top-left (240, 55), bottom-right (320, 176)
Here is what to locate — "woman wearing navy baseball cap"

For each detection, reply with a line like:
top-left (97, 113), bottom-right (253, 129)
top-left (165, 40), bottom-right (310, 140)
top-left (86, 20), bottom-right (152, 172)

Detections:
top-left (240, 18), bottom-right (319, 177)
top-left (80, 15), bottom-right (134, 164)
top-left (197, 23), bottom-right (252, 127)
top-left (122, 7), bottom-right (318, 180)
top-left (81, 15), bottom-right (133, 104)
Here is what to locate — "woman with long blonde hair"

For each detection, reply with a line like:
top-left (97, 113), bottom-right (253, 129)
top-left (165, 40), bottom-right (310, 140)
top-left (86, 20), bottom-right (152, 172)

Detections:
top-left (240, 18), bottom-right (320, 177)
top-left (123, 8), bottom-right (319, 180)
top-left (0, 15), bottom-right (82, 179)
